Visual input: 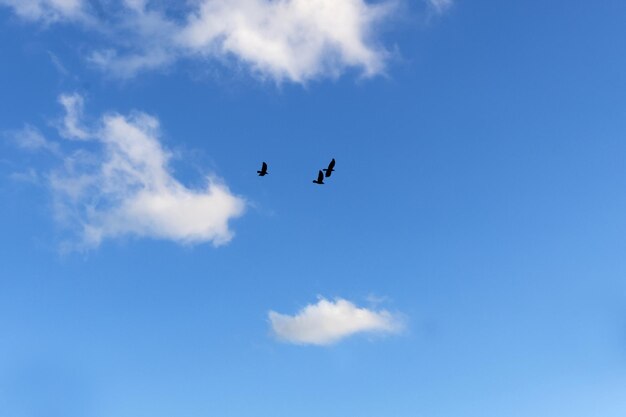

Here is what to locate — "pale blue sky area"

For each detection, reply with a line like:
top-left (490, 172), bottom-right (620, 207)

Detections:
top-left (1, 1), bottom-right (626, 416)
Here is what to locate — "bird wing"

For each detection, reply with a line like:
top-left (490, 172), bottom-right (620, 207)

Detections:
top-left (317, 170), bottom-right (324, 182)
top-left (328, 159), bottom-right (335, 170)
top-left (262, 162), bottom-right (267, 171)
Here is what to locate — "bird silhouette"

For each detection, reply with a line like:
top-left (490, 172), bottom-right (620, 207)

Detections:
top-left (323, 158), bottom-right (335, 177)
top-left (312, 170), bottom-right (325, 184)
top-left (257, 162), bottom-right (268, 176)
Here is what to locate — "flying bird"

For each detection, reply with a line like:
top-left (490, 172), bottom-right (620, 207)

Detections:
top-left (312, 170), bottom-right (325, 185)
top-left (323, 158), bottom-right (335, 177)
top-left (257, 162), bottom-right (268, 176)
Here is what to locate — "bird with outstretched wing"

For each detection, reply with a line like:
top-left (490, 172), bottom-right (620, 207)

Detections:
top-left (312, 170), bottom-right (325, 184)
top-left (257, 162), bottom-right (268, 176)
top-left (323, 158), bottom-right (335, 177)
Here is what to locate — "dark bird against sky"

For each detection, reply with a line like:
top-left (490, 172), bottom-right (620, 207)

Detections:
top-left (312, 170), bottom-right (325, 185)
top-left (323, 158), bottom-right (335, 177)
top-left (257, 162), bottom-right (268, 176)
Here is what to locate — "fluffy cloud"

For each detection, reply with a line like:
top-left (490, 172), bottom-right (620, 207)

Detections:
top-left (269, 297), bottom-right (403, 345)
top-left (47, 93), bottom-right (245, 248)
top-left (175, 0), bottom-right (390, 82)
top-left (1, 0), bottom-right (394, 83)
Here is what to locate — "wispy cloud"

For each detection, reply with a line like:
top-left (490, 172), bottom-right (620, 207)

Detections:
top-left (48, 51), bottom-right (70, 76)
top-left (427, 0), bottom-right (453, 14)
top-left (0, 0), bottom-right (87, 23)
top-left (1, 0), bottom-right (395, 83)
top-left (57, 93), bottom-right (90, 140)
top-left (269, 297), bottom-right (404, 345)
top-left (3, 125), bottom-right (60, 155)
top-left (9, 168), bottom-right (40, 184)
top-left (12, 93), bottom-right (245, 249)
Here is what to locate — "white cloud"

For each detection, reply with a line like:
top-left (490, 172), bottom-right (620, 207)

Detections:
top-left (1, 0), bottom-right (395, 83)
top-left (48, 51), bottom-right (70, 76)
top-left (427, 0), bottom-right (452, 14)
top-left (48, 93), bottom-right (245, 248)
top-left (0, 0), bottom-right (85, 22)
top-left (175, 0), bottom-right (391, 82)
top-left (4, 125), bottom-right (60, 154)
top-left (9, 168), bottom-right (40, 184)
top-left (269, 297), bottom-right (404, 345)
top-left (58, 93), bottom-right (90, 140)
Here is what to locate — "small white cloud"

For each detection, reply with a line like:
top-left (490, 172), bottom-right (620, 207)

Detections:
top-left (87, 48), bottom-right (175, 79)
top-left (9, 168), bottom-right (40, 184)
top-left (4, 125), bottom-right (60, 154)
top-left (366, 293), bottom-right (392, 305)
top-left (58, 93), bottom-right (90, 140)
top-left (427, 0), bottom-right (453, 14)
top-left (48, 51), bottom-right (70, 76)
top-left (269, 297), bottom-right (404, 345)
top-left (47, 93), bottom-right (245, 249)
top-left (0, 0), bottom-right (85, 22)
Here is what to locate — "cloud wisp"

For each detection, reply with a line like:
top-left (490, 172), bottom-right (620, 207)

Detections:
top-left (0, 0), bottom-right (87, 23)
top-left (427, 0), bottom-right (453, 14)
top-left (4, 125), bottom-right (60, 155)
top-left (269, 297), bottom-right (404, 345)
top-left (25, 93), bottom-right (245, 249)
top-left (1, 0), bottom-right (395, 83)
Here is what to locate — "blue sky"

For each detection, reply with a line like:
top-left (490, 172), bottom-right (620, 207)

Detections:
top-left (1, 0), bottom-right (626, 416)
